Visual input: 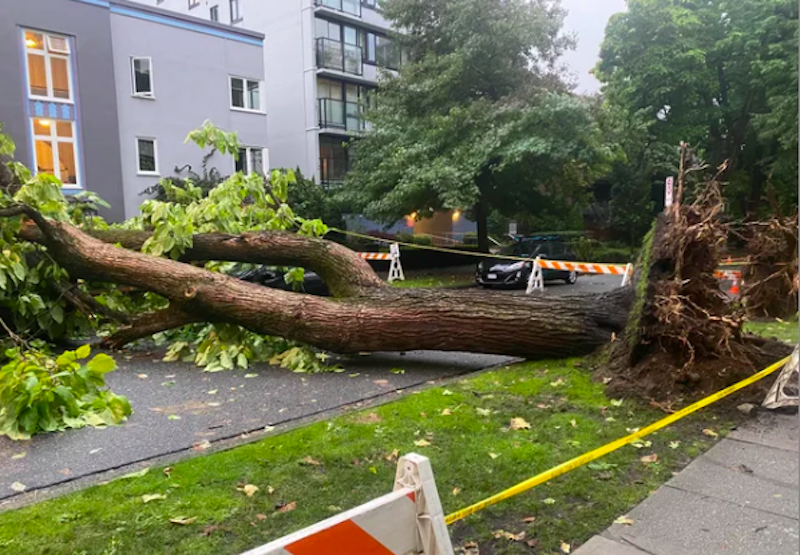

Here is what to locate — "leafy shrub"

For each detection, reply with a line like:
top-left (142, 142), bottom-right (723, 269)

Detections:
top-left (0, 345), bottom-right (130, 440)
top-left (569, 237), bottom-right (635, 263)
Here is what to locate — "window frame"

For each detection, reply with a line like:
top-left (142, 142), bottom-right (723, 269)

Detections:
top-left (23, 29), bottom-right (75, 103)
top-left (130, 56), bottom-right (155, 98)
top-left (135, 137), bottom-right (159, 176)
top-left (188, 0), bottom-right (200, 9)
top-left (229, 75), bottom-right (263, 112)
top-left (210, 5), bottom-right (219, 21)
top-left (235, 146), bottom-right (267, 175)
top-left (229, 0), bottom-right (242, 23)
top-left (30, 117), bottom-right (81, 189)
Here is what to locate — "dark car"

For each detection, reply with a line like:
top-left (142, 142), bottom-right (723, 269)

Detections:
top-left (476, 236), bottom-right (579, 288)
top-left (231, 266), bottom-right (330, 296)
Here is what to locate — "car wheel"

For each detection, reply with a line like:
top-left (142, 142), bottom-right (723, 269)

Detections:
top-left (564, 271), bottom-right (578, 285)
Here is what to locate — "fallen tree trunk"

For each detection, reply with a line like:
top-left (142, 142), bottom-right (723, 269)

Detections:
top-left (5, 205), bottom-right (632, 358)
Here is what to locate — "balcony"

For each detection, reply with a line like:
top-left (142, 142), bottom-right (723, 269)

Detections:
top-left (320, 156), bottom-right (349, 186)
top-left (316, 38), bottom-right (363, 76)
top-left (315, 0), bottom-right (361, 17)
top-left (318, 98), bottom-right (364, 133)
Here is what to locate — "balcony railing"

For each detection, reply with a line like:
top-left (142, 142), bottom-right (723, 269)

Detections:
top-left (316, 38), bottom-right (363, 75)
top-left (320, 156), bottom-right (349, 185)
top-left (315, 0), bottom-right (361, 17)
top-left (318, 98), bottom-right (364, 133)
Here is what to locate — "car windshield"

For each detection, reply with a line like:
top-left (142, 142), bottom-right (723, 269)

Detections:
top-left (501, 240), bottom-right (548, 258)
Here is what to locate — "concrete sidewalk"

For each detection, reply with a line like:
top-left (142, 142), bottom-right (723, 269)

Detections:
top-left (575, 410), bottom-right (799, 555)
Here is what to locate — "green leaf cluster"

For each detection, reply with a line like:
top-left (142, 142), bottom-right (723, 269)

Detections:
top-left (0, 345), bottom-right (130, 440)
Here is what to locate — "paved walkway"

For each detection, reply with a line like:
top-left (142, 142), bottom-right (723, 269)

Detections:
top-left (0, 350), bottom-right (513, 509)
top-left (575, 410), bottom-right (799, 555)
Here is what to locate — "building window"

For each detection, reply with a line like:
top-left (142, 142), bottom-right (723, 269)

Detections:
top-left (131, 57), bottom-right (154, 97)
top-left (210, 5), bottom-right (219, 21)
top-left (23, 30), bottom-right (73, 102)
top-left (230, 76), bottom-right (261, 111)
top-left (31, 118), bottom-right (79, 188)
top-left (361, 0), bottom-right (379, 7)
top-left (188, 0), bottom-right (200, 8)
top-left (229, 0), bottom-right (241, 23)
top-left (136, 138), bottom-right (158, 175)
top-left (235, 147), bottom-right (266, 175)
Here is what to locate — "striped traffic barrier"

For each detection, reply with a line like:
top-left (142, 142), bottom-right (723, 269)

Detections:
top-left (241, 453), bottom-right (454, 555)
top-left (358, 243), bottom-right (405, 283)
top-left (526, 257), bottom-right (633, 294)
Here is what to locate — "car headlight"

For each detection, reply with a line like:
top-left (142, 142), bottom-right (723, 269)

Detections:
top-left (506, 261), bottom-right (525, 272)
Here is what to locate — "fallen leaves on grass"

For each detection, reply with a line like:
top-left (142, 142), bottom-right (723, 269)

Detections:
top-left (669, 441), bottom-right (681, 449)
top-left (509, 417), bottom-right (531, 430)
top-left (142, 494), bottom-right (166, 503)
top-left (452, 487), bottom-right (461, 496)
top-left (488, 452), bottom-right (500, 459)
top-left (614, 515), bottom-right (635, 525)
top-left (300, 456), bottom-right (322, 466)
top-left (460, 540), bottom-right (480, 555)
top-left (237, 484), bottom-right (259, 497)
top-left (702, 428), bottom-right (719, 438)
top-left (550, 378), bottom-right (565, 387)
top-left (610, 399), bottom-right (624, 407)
top-left (385, 449), bottom-right (400, 462)
top-left (560, 541), bottom-right (571, 553)
top-left (543, 498), bottom-right (556, 505)
top-left (640, 453), bottom-right (658, 465)
top-left (169, 516), bottom-right (196, 525)
top-left (476, 408), bottom-right (492, 416)
top-left (493, 530), bottom-right (526, 541)
top-left (441, 408), bottom-right (453, 416)
top-left (118, 468), bottom-right (150, 480)
top-left (442, 389), bottom-right (454, 396)
top-left (522, 516), bottom-right (536, 523)
top-left (277, 501), bottom-right (296, 514)
top-left (414, 439), bottom-right (432, 447)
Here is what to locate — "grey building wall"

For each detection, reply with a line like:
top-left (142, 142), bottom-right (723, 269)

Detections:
top-left (130, 0), bottom-right (394, 182)
top-left (0, 0), bottom-right (126, 220)
top-left (109, 2), bottom-right (267, 217)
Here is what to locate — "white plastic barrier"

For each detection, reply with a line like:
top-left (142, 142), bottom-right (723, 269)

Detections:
top-left (526, 257), bottom-right (633, 294)
top-left (240, 453), bottom-right (454, 555)
top-left (359, 243), bottom-right (405, 283)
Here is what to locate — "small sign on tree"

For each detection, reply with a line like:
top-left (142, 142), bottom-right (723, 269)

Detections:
top-left (665, 176), bottom-right (674, 208)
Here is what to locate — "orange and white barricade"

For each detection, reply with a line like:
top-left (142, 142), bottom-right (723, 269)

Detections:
top-left (359, 243), bottom-right (405, 283)
top-left (241, 453), bottom-right (454, 555)
top-left (526, 257), bottom-right (634, 294)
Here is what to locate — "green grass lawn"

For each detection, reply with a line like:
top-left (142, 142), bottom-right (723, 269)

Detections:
top-left (0, 359), bottom-right (737, 555)
top-left (390, 274), bottom-right (475, 288)
top-left (745, 317), bottom-right (799, 344)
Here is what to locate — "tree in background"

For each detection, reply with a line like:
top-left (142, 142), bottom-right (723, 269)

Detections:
top-left (342, 0), bottom-right (613, 251)
top-left (596, 0), bottom-right (798, 218)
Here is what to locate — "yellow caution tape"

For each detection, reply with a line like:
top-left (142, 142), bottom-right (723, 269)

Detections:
top-left (445, 355), bottom-right (791, 525)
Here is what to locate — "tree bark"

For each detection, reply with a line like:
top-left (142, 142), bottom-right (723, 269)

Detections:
top-left (9, 207), bottom-right (633, 357)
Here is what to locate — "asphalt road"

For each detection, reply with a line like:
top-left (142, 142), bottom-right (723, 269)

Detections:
top-left (0, 274), bottom-right (622, 508)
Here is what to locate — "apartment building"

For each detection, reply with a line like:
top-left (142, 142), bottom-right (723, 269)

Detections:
top-left (0, 0), bottom-right (266, 220)
top-left (138, 0), bottom-right (401, 186)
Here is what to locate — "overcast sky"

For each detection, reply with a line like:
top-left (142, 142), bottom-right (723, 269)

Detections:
top-left (559, 0), bottom-right (628, 94)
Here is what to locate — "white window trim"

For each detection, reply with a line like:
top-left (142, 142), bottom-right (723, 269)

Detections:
top-left (236, 146), bottom-right (267, 175)
top-left (188, 0), bottom-right (200, 8)
top-left (135, 137), bottom-right (160, 176)
top-left (30, 118), bottom-right (82, 189)
top-left (229, 75), bottom-right (264, 113)
top-left (131, 56), bottom-right (155, 99)
top-left (23, 29), bottom-right (74, 104)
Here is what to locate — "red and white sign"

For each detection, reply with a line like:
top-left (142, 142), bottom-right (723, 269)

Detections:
top-left (665, 176), bottom-right (674, 208)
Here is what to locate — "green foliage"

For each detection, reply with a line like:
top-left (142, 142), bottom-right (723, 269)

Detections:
top-left (286, 169), bottom-right (347, 229)
top-left (0, 345), bottom-right (130, 440)
top-left (184, 119), bottom-right (241, 158)
top-left (569, 238), bottom-right (636, 264)
top-left (342, 0), bottom-right (612, 249)
top-left (596, 0), bottom-right (798, 217)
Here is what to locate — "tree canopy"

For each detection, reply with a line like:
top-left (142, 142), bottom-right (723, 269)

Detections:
top-left (342, 0), bottom-right (613, 249)
top-left (596, 0), bottom-right (799, 218)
